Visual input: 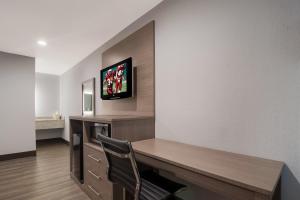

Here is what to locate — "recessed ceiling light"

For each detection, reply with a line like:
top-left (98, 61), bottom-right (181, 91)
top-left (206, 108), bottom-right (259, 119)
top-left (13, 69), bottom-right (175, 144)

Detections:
top-left (37, 40), bottom-right (47, 46)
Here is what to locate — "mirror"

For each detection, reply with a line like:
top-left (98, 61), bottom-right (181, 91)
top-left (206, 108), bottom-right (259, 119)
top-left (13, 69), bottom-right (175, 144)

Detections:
top-left (82, 78), bottom-right (95, 116)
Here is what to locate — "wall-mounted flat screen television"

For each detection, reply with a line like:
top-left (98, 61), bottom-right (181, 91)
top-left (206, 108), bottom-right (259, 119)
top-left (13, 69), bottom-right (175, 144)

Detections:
top-left (100, 57), bottom-right (133, 100)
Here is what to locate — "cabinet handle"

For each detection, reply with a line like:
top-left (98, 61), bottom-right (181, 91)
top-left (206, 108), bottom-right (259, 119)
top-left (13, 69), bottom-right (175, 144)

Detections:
top-left (88, 185), bottom-right (102, 197)
top-left (88, 154), bottom-right (101, 162)
top-left (88, 170), bottom-right (103, 180)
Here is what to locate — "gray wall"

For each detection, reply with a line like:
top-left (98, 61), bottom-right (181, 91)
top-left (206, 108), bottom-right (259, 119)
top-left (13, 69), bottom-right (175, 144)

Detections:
top-left (35, 72), bottom-right (61, 140)
top-left (0, 51), bottom-right (36, 154)
top-left (60, 0), bottom-right (300, 199)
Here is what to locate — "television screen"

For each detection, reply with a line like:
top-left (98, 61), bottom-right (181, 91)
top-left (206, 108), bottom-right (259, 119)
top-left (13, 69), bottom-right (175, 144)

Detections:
top-left (100, 57), bottom-right (133, 100)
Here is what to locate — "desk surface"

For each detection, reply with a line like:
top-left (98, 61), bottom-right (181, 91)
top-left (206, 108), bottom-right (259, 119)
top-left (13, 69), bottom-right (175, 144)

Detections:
top-left (69, 115), bottom-right (153, 123)
top-left (132, 139), bottom-right (284, 196)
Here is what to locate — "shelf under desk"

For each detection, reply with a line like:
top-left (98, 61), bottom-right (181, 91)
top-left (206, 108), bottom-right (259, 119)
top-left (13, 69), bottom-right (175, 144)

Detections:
top-left (132, 139), bottom-right (284, 200)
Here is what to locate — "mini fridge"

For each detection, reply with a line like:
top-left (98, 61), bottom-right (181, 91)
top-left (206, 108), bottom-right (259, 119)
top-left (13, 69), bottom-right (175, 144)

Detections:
top-left (72, 131), bottom-right (83, 183)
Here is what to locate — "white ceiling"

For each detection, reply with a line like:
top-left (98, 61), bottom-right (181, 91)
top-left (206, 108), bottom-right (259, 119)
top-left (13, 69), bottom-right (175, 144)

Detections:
top-left (0, 0), bottom-right (162, 75)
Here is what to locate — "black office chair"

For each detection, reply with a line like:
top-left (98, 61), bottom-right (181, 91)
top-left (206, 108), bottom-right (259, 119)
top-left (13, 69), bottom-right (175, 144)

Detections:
top-left (98, 135), bottom-right (185, 200)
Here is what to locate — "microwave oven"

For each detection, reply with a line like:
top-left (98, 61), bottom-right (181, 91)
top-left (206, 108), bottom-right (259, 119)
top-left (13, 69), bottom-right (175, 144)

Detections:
top-left (90, 123), bottom-right (111, 144)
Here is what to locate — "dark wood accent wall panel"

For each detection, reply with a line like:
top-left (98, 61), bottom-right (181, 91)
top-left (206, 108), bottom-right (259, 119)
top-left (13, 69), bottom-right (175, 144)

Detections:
top-left (111, 118), bottom-right (155, 142)
top-left (102, 21), bottom-right (155, 116)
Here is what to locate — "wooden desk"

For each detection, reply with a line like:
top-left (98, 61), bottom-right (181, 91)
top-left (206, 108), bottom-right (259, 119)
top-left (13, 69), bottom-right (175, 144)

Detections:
top-left (69, 115), bottom-right (155, 200)
top-left (132, 139), bottom-right (284, 200)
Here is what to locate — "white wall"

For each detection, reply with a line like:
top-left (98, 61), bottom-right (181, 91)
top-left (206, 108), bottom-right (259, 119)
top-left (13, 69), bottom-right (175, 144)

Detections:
top-left (60, 53), bottom-right (100, 142)
top-left (0, 51), bottom-right (36, 154)
top-left (35, 73), bottom-right (60, 117)
top-left (35, 73), bottom-right (61, 140)
top-left (60, 0), bottom-right (300, 199)
top-left (153, 1), bottom-right (300, 199)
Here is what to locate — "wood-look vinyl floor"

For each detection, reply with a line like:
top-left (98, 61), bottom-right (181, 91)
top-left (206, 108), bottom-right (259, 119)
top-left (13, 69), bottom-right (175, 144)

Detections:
top-left (0, 141), bottom-right (90, 200)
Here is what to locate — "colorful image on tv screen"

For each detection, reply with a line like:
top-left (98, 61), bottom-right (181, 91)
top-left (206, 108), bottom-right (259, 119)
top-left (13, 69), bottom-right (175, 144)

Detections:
top-left (102, 63), bottom-right (128, 96)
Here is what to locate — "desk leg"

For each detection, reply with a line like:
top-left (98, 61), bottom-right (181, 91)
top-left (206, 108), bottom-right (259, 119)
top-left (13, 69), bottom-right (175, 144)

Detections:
top-left (273, 177), bottom-right (281, 200)
top-left (254, 177), bottom-right (281, 200)
top-left (254, 194), bottom-right (270, 200)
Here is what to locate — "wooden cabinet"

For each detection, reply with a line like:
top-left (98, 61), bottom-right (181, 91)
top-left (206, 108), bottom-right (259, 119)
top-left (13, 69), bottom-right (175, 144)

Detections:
top-left (70, 115), bottom-right (155, 200)
top-left (84, 144), bottom-right (112, 200)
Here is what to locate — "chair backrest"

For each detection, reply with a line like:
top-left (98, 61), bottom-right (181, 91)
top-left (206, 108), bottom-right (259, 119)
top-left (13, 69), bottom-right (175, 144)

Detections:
top-left (97, 135), bottom-right (140, 198)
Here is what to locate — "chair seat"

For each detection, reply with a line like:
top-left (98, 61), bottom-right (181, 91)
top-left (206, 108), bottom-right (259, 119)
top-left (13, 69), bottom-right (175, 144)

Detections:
top-left (139, 178), bottom-right (171, 200)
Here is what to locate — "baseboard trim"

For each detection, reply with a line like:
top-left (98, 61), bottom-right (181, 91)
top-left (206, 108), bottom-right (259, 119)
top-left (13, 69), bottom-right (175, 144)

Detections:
top-left (61, 138), bottom-right (69, 145)
top-left (0, 150), bottom-right (36, 161)
top-left (36, 138), bottom-right (69, 145)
